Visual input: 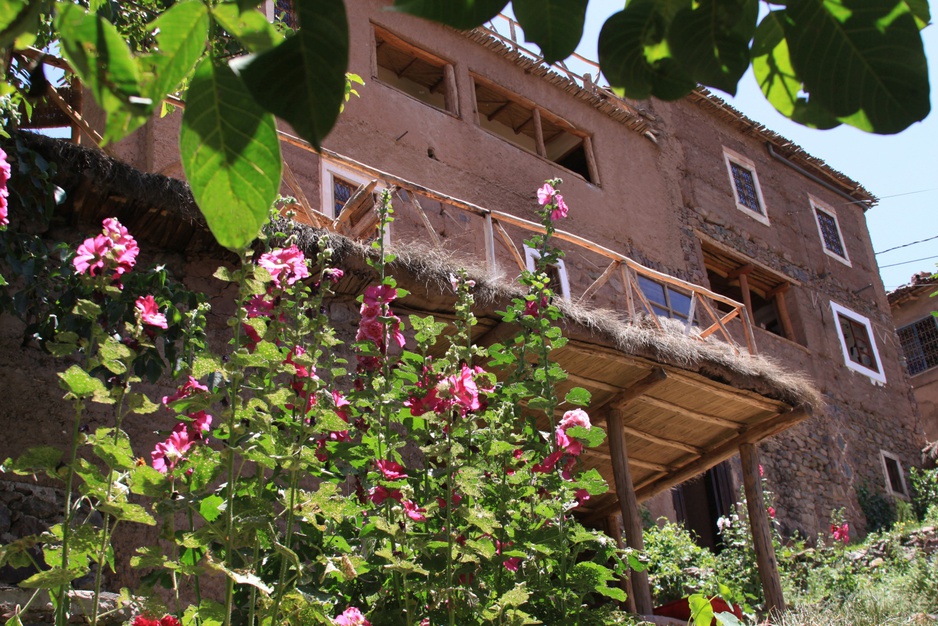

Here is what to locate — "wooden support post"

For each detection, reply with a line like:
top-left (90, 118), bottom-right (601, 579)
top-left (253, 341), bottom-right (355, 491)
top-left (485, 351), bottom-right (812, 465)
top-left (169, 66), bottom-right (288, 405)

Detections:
top-left (493, 220), bottom-right (526, 271)
top-left (739, 443), bottom-right (786, 615)
top-left (737, 271), bottom-right (756, 327)
top-left (443, 64), bottom-right (459, 116)
top-left (770, 285), bottom-right (796, 341)
top-left (608, 406), bottom-right (655, 616)
top-left (532, 108), bottom-right (547, 157)
top-left (583, 135), bottom-right (600, 186)
top-left (484, 213), bottom-right (497, 274)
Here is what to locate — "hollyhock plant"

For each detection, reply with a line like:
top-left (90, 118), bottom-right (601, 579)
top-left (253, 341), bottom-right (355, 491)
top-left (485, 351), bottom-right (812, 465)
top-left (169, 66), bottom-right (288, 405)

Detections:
top-left (376, 459), bottom-right (408, 480)
top-left (72, 218), bottom-right (138, 283)
top-left (0, 146), bottom-right (10, 227)
top-left (151, 428), bottom-right (193, 474)
top-left (162, 376), bottom-right (209, 406)
top-left (536, 180), bottom-right (569, 221)
top-left (73, 235), bottom-right (112, 277)
top-left (403, 499), bottom-right (427, 521)
top-left (135, 295), bottom-right (168, 329)
top-left (258, 244), bottom-right (310, 288)
top-left (556, 408), bottom-right (591, 457)
top-left (832, 522), bottom-right (849, 544)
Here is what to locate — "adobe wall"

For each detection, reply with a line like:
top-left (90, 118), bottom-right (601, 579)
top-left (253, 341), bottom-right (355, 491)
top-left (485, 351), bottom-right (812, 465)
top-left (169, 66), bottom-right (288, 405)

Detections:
top-left (892, 291), bottom-right (938, 441)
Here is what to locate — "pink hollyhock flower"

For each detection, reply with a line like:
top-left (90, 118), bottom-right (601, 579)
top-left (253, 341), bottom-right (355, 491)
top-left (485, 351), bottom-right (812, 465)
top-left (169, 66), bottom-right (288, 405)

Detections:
top-left (376, 459), bottom-right (408, 480)
top-left (242, 323), bottom-right (262, 352)
top-left (258, 245), bottom-right (310, 288)
top-left (186, 411), bottom-right (213, 439)
top-left (768, 506), bottom-right (776, 519)
top-left (449, 363), bottom-right (481, 416)
top-left (323, 268), bottom-right (344, 284)
top-left (575, 489), bottom-right (591, 505)
top-left (363, 284), bottom-right (397, 306)
top-left (356, 316), bottom-right (385, 345)
top-left (560, 455), bottom-right (577, 481)
top-left (162, 376), bottom-right (209, 406)
top-left (532, 449), bottom-right (564, 474)
top-left (159, 617), bottom-right (181, 626)
top-left (135, 295), bottom-right (168, 329)
top-left (0, 147), bottom-right (9, 227)
top-left (333, 607), bottom-right (371, 626)
top-left (132, 617), bottom-right (160, 626)
top-left (368, 485), bottom-right (403, 505)
top-left (556, 409), bottom-right (591, 456)
top-left (403, 499), bottom-right (426, 522)
top-left (101, 218), bottom-right (139, 276)
top-left (503, 557), bottom-right (522, 572)
top-left (74, 234), bottom-right (112, 276)
top-left (245, 294), bottom-right (275, 318)
top-left (759, 464), bottom-right (764, 477)
top-left (550, 194), bottom-right (568, 221)
top-left (151, 428), bottom-right (193, 473)
top-left (832, 522), bottom-right (849, 544)
top-left (536, 183), bottom-right (556, 206)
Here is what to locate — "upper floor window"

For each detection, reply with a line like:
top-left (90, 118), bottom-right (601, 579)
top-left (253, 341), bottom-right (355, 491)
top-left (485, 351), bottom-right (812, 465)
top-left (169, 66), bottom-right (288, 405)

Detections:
top-left (897, 314), bottom-right (938, 376)
top-left (637, 275), bottom-right (693, 322)
top-left (320, 161), bottom-right (388, 242)
top-left (473, 76), bottom-right (598, 184)
top-left (524, 246), bottom-right (570, 299)
top-left (374, 26), bottom-right (457, 115)
top-left (270, 0), bottom-right (297, 30)
top-left (723, 148), bottom-right (768, 225)
top-left (811, 196), bottom-right (851, 266)
top-left (830, 301), bottom-right (886, 383)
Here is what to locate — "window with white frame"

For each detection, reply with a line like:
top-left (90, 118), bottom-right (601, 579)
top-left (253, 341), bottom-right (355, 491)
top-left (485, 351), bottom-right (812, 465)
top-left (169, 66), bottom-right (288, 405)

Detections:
top-left (811, 196), bottom-right (851, 265)
top-left (723, 148), bottom-right (769, 225)
top-left (830, 301), bottom-right (886, 383)
top-left (897, 315), bottom-right (938, 375)
top-left (524, 246), bottom-right (570, 299)
top-left (320, 162), bottom-right (374, 220)
top-left (880, 451), bottom-right (909, 498)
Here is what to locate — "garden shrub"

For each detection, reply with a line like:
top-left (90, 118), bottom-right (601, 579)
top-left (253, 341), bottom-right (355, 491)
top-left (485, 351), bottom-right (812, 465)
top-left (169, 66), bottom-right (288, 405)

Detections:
top-left (856, 483), bottom-right (896, 534)
top-left (909, 466), bottom-right (938, 522)
top-left (642, 519), bottom-right (716, 604)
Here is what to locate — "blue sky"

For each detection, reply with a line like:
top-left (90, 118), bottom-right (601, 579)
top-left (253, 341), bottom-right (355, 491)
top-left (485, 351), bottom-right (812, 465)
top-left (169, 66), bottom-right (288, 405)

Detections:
top-left (565, 3), bottom-right (938, 292)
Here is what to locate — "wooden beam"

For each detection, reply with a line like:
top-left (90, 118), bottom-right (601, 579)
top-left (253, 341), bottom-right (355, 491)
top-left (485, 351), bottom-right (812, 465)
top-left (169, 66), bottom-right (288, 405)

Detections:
top-left (738, 272), bottom-right (756, 327)
top-left (727, 263), bottom-right (755, 280)
top-left (443, 63), bottom-right (459, 116)
top-left (492, 219), bottom-right (526, 271)
top-left (621, 424), bottom-right (704, 455)
top-left (484, 213), bottom-right (497, 274)
top-left (773, 289), bottom-right (796, 342)
top-left (608, 406), bottom-right (655, 616)
top-left (45, 84), bottom-right (115, 157)
top-left (740, 443), bottom-right (786, 614)
top-left (696, 297), bottom-right (740, 351)
top-left (666, 371), bottom-right (788, 413)
top-left (583, 135), bottom-right (600, 186)
top-left (634, 406), bottom-right (810, 501)
top-left (400, 190), bottom-right (441, 246)
top-left (580, 448), bottom-right (671, 473)
top-left (606, 367), bottom-right (668, 410)
top-left (578, 260), bottom-right (620, 305)
top-left (565, 372), bottom-right (621, 394)
top-left (639, 396), bottom-right (743, 431)
top-left (532, 108), bottom-right (547, 157)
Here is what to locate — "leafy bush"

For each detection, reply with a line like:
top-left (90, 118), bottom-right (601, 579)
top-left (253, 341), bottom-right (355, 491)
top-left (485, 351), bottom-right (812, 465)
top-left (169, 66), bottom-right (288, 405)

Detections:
top-left (642, 519), bottom-right (716, 604)
top-left (909, 466), bottom-right (938, 522)
top-left (856, 483), bottom-right (896, 534)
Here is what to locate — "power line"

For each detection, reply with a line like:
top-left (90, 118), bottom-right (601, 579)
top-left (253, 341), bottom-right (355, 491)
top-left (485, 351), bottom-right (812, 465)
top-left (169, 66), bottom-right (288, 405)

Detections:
top-left (875, 233), bottom-right (938, 255)
top-left (879, 254), bottom-right (938, 269)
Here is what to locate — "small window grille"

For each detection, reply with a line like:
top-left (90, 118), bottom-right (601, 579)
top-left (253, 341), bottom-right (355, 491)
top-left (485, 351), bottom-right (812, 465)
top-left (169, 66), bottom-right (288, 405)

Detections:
top-left (838, 314), bottom-right (880, 372)
top-left (815, 208), bottom-right (846, 257)
top-left (730, 162), bottom-right (763, 215)
top-left (897, 315), bottom-right (938, 375)
top-left (274, 0), bottom-right (297, 29)
top-left (332, 176), bottom-right (356, 217)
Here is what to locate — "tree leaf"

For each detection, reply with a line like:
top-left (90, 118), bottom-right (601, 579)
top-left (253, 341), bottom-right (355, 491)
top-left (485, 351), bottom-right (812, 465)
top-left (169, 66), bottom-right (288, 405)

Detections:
top-left (143, 1), bottom-right (209, 101)
top-left (2, 446), bottom-right (62, 477)
top-left (97, 501), bottom-right (156, 525)
top-left (92, 427), bottom-right (136, 471)
top-left (212, 3), bottom-right (284, 53)
top-left (598, 1), bottom-right (696, 102)
top-left (238, 0), bottom-right (348, 149)
top-left (180, 57), bottom-right (282, 250)
top-left (752, 11), bottom-right (840, 129)
top-left (58, 364), bottom-right (105, 399)
top-left (199, 494), bottom-right (225, 522)
top-left (513, 0), bottom-right (588, 65)
top-left (782, 0), bottom-right (929, 134)
top-left (564, 387), bottom-right (591, 407)
top-left (19, 567), bottom-right (85, 589)
top-left (54, 2), bottom-right (151, 142)
top-left (688, 594), bottom-right (715, 626)
top-left (0, 0), bottom-right (46, 49)
top-left (668, 0), bottom-right (757, 94)
top-left (390, 0), bottom-right (509, 30)
top-left (902, 0), bottom-right (930, 29)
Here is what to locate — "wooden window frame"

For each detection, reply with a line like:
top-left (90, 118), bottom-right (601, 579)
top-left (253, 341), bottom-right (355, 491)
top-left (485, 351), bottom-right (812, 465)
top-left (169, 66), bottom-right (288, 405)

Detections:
top-left (722, 147), bottom-right (769, 226)
top-left (810, 195), bottom-right (851, 266)
top-left (830, 301), bottom-right (886, 384)
top-left (880, 450), bottom-right (909, 499)
top-left (372, 25), bottom-right (459, 116)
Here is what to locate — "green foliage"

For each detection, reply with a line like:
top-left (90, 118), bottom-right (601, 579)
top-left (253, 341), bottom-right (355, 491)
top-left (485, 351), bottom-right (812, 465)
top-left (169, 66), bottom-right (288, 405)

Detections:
top-left (642, 519), bottom-right (717, 603)
top-left (856, 483), bottom-right (897, 534)
top-left (909, 466), bottom-right (938, 522)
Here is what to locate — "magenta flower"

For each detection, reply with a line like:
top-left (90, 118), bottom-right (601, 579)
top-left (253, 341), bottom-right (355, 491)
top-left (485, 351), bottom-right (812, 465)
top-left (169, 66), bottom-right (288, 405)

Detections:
top-left (532, 449), bottom-right (564, 474)
top-left (537, 183), bottom-right (556, 206)
top-left (503, 557), bottom-right (522, 572)
top-left (556, 408), bottom-right (591, 457)
top-left (162, 376), bottom-right (209, 406)
top-left (0, 146), bottom-right (10, 227)
top-left (333, 607), bottom-right (371, 626)
top-left (831, 522), bottom-right (849, 544)
top-left (449, 363), bottom-right (482, 416)
top-left (186, 411), bottom-right (213, 439)
top-left (323, 267), bottom-right (344, 284)
top-left (402, 499), bottom-right (427, 522)
top-left (363, 284), bottom-right (397, 306)
top-left (73, 235), bottom-right (112, 277)
top-left (245, 294), bottom-right (275, 318)
top-left (376, 459), bottom-right (408, 480)
top-left (135, 295), bottom-right (168, 329)
top-left (258, 245), bottom-right (310, 288)
top-left (574, 489), bottom-right (591, 506)
top-left (550, 194), bottom-right (568, 221)
top-left (151, 428), bottom-right (193, 473)
top-left (368, 485), bottom-right (403, 505)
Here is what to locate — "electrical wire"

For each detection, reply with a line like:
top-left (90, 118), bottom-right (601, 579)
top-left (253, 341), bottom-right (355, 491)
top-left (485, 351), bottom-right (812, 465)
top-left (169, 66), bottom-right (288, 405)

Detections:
top-left (879, 254), bottom-right (938, 269)
top-left (875, 233), bottom-right (938, 255)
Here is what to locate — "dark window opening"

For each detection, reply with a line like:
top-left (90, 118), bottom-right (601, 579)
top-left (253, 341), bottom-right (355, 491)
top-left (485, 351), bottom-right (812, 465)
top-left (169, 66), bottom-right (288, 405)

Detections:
top-left (837, 314), bottom-right (879, 372)
top-left (705, 264), bottom-right (789, 340)
top-left (815, 207), bottom-right (846, 258)
top-left (883, 454), bottom-right (908, 496)
top-left (730, 161), bottom-right (763, 215)
top-left (897, 315), bottom-right (938, 375)
top-left (375, 27), bottom-right (452, 112)
top-left (473, 77), bottom-right (596, 184)
top-left (332, 175), bottom-right (356, 217)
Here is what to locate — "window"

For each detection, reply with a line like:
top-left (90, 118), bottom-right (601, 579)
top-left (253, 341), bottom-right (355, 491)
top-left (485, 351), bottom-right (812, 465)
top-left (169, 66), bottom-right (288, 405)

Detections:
top-left (524, 246), bottom-right (570, 299)
top-left (319, 162), bottom-right (388, 242)
top-left (830, 301), bottom-right (886, 383)
top-left (897, 315), bottom-right (938, 375)
top-left (374, 26), bottom-right (456, 114)
top-left (723, 148), bottom-right (768, 225)
top-left (473, 76), bottom-right (598, 184)
top-left (811, 196), bottom-right (851, 265)
top-left (880, 451), bottom-right (909, 498)
top-left (637, 275), bottom-right (693, 321)
top-left (266, 0), bottom-right (297, 30)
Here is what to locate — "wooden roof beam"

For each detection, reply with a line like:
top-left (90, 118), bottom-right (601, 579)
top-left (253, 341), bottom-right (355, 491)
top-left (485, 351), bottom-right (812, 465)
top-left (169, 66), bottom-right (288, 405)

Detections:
top-left (639, 396), bottom-right (744, 431)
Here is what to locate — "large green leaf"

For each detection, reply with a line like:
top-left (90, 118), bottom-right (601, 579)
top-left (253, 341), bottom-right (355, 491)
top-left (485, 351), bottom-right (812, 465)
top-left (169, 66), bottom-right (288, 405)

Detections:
top-left (902, 0), bottom-right (930, 28)
top-left (54, 2), bottom-right (151, 142)
top-left (513, 0), bottom-right (588, 65)
top-left (144, 1), bottom-right (209, 101)
top-left (0, 0), bottom-right (47, 48)
top-left (391, 0), bottom-right (509, 30)
top-left (212, 3), bottom-right (284, 53)
top-left (782, 0), bottom-right (929, 134)
top-left (598, 1), bottom-right (696, 101)
top-left (668, 0), bottom-right (758, 94)
top-left (180, 57), bottom-right (282, 250)
top-left (752, 11), bottom-right (840, 129)
top-left (238, 0), bottom-right (348, 149)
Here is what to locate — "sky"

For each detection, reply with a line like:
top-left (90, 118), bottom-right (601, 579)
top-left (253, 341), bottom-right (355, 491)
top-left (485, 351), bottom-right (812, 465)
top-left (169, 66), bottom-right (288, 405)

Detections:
top-left (532, 3), bottom-right (938, 292)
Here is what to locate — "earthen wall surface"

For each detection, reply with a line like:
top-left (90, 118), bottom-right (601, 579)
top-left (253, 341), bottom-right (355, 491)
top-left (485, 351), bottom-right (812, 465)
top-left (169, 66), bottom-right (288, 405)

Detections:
top-left (891, 288), bottom-right (938, 441)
